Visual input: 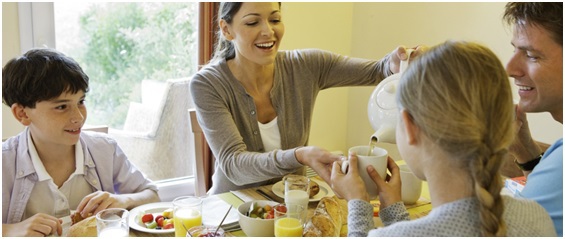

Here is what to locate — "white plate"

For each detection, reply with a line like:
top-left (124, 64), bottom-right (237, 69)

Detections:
top-left (271, 178), bottom-right (334, 202)
top-left (129, 202), bottom-right (174, 234)
top-left (129, 198), bottom-right (238, 234)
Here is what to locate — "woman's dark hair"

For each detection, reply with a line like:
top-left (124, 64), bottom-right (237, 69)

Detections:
top-left (2, 48), bottom-right (89, 108)
top-left (209, 2), bottom-right (281, 64)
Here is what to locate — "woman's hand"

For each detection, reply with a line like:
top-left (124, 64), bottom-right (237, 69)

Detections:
top-left (76, 191), bottom-right (128, 218)
top-left (371, 157), bottom-right (402, 209)
top-left (2, 213), bottom-right (62, 237)
top-left (295, 146), bottom-right (344, 185)
top-left (330, 153), bottom-right (370, 202)
top-left (389, 45), bottom-right (428, 74)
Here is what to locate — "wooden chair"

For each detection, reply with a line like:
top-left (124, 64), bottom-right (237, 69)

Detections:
top-left (189, 108), bottom-right (215, 196)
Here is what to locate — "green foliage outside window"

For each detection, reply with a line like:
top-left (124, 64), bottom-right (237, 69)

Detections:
top-left (72, 2), bottom-right (197, 129)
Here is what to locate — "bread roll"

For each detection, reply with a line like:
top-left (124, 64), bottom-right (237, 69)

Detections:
top-left (71, 211), bottom-right (93, 225)
top-left (67, 215), bottom-right (97, 237)
top-left (303, 197), bottom-right (342, 237)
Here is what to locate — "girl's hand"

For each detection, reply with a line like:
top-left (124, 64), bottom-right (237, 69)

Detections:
top-left (2, 213), bottom-right (62, 237)
top-left (370, 157), bottom-right (402, 209)
top-left (330, 153), bottom-right (370, 202)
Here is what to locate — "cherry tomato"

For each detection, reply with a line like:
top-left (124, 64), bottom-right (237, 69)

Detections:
top-left (141, 213), bottom-right (154, 223)
top-left (156, 216), bottom-right (165, 227)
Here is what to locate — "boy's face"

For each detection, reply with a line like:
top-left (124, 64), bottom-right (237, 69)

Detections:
top-left (23, 91), bottom-right (87, 148)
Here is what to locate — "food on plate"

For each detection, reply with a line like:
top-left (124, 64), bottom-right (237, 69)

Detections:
top-left (138, 208), bottom-right (175, 230)
top-left (309, 180), bottom-right (320, 198)
top-left (187, 226), bottom-right (225, 237)
top-left (162, 208), bottom-right (174, 218)
top-left (198, 232), bottom-right (223, 237)
top-left (141, 213), bottom-right (154, 223)
top-left (70, 211), bottom-right (93, 225)
top-left (67, 215), bottom-right (97, 237)
top-left (303, 196), bottom-right (343, 237)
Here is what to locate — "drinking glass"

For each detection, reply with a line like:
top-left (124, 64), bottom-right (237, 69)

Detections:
top-left (96, 208), bottom-right (129, 237)
top-left (173, 196), bottom-right (203, 237)
top-left (274, 203), bottom-right (304, 237)
top-left (283, 175), bottom-right (310, 212)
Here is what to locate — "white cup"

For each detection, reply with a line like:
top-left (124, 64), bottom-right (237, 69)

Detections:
top-left (343, 146), bottom-right (388, 200)
top-left (399, 164), bottom-right (422, 204)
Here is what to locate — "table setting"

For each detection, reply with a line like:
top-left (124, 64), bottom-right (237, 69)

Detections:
top-left (62, 165), bottom-right (432, 237)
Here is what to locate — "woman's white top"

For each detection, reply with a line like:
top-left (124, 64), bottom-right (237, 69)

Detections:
top-left (258, 117), bottom-right (282, 152)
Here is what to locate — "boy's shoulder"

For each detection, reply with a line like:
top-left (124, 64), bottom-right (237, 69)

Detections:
top-left (80, 131), bottom-right (117, 146)
top-left (2, 131), bottom-right (24, 153)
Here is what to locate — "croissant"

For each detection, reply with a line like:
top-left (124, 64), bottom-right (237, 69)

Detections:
top-left (303, 197), bottom-right (343, 237)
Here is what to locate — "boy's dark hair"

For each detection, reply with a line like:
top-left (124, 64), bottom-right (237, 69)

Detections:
top-left (2, 48), bottom-right (89, 108)
top-left (503, 2), bottom-right (563, 46)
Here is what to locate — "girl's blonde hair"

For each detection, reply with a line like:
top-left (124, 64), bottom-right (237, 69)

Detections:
top-left (398, 41), bottom-right (514, 236)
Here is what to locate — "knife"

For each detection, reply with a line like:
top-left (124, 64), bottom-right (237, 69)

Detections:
top-left (256, 189), bottom-right (284, 203)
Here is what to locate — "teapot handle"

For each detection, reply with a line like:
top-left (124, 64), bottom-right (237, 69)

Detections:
top-left (399, 48), bottom-right (415, 74)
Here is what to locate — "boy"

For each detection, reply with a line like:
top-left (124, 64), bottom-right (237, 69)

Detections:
top-left (2, 48), bottom-right (159, 236)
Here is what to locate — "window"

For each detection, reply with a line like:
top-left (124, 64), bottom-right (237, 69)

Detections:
top-left (18, 2), bottom-right (217, 200)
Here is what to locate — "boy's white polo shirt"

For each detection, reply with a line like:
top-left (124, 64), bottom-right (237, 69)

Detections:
top-left (24, 130), bottom-right (94, 219)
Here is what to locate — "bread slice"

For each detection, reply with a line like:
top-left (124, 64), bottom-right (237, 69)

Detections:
top-left (67, 215), bottom-right (97, 237)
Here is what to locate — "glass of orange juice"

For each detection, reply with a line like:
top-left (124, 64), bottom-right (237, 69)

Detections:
top-left (172, 196), bottom-right (202, 237)
top-left (274, 203), bottom-right (304, 237)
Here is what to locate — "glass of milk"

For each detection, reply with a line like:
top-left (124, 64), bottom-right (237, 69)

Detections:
top-left (96, 208), bottom-right (129, 237)
top-left (283, 174), bottom-right (310, 218)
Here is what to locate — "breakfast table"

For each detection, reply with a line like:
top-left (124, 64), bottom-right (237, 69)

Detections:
top-left (129, 163), bottom-right (433, 237)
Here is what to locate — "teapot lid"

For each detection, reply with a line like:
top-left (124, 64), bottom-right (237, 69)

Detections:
top-left (375, 74), bottom-right (400, 110)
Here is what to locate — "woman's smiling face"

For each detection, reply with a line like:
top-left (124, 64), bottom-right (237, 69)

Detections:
top-left (221, 2), bottom-right (284, 66)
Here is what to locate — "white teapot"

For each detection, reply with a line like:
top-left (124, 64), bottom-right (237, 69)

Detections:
top-left (367, 49), bottom-right (414, 144)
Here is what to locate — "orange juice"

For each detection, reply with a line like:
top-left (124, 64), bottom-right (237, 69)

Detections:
top-left (174, 208), bottom-right (202, 237)
top-left (274, 217), bottom-right (303, 237)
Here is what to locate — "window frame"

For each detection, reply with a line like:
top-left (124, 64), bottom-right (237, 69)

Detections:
top-left (17, 2), bottom-right (217, 201)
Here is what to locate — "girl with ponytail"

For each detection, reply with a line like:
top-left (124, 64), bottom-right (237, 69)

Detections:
top-left (331, 41), bottom-right (556, 236)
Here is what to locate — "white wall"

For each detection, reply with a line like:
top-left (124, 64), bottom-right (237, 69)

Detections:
top-left (346, 2), bottom-right (563, 160)
top-left (280, 2), bottom-right (354, 153)
top-left (2, 2), bottom-right (26, 139)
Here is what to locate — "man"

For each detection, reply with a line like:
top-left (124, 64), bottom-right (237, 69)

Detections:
top-left (503, 2), bottom-right (562, 236)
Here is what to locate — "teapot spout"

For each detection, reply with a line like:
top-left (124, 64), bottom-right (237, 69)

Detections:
top-left (371, 125), bottom-right (396, 144)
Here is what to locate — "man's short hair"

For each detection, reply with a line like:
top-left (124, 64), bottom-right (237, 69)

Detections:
top-left (503, 2), bottom-right (563, 46)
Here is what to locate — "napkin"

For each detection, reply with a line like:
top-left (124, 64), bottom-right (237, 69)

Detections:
top-left (201, 196), bottom-right (239, 231)
top-left (230, 188), bottom-right (261, 202)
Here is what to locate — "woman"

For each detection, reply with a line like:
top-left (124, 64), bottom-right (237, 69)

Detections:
top-left (330, 41), bottom-right (556, 236)
top-left (190, 2), bottom-right (425, 194)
